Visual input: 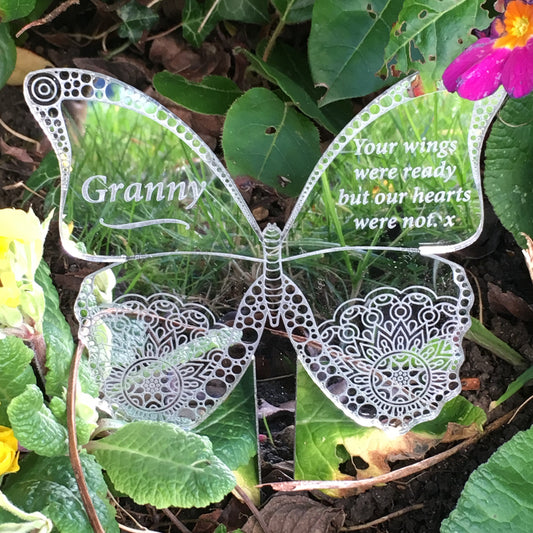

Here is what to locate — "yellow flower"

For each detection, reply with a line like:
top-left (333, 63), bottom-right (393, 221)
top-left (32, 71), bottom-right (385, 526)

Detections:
top-left (0, 426), bottom-right (20, 475)
top-left (0, 272), bottom-right (21, 308)
top-left (0, 209), bottom-right (51, 333)
top-left (0, 208), bottom-right (48, 280)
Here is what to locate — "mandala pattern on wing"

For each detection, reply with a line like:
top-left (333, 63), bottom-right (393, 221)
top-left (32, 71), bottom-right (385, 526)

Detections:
top-left (317, 286), bottom-right (468, 433)
top-left (75, 288), bottom-right (250, 427)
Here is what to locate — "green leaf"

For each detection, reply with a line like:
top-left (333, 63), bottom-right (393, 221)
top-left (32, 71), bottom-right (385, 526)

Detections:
top-left (413, 395), bottom-right (486, 436)
top-left (35, 261), bottom-right (98, 398)
top-left (23, 152), bottom-right (60, 211)
top-left (89, 420), bottom-right (236, 508)
top-left (309, 0), bottom-right (402, 105)
top-left (295, 364), bottom-right (485, 487)
top-left (441, 426), bottom-right (533, 532)
top-left (222, 88), bottom-right (321, 196)
top-left (0, 23), bottom-right (15, 88)
top-left (261, 41), bottom-right (354, 132)
top-left (153, 71), bottom-right (243, 115)
top-left (196, 366), bottom-right (257, 470)
top-left (0, 0), bottom-right (36, 22)
top-left (48, 396), bottom-right (95, 447)
top-left (7, 384), bottom-right (68, 457)
top-left (485, 93), bottom-right (533, 247)
top-left (1, 454), bottom-right (118, 533)
top-left (384, 0), bottom-right (491, 86)
top-left (217, 0), bottom-right (269, 24)
top-left (272, 0), bottom-right (314, 23)
top-left (490, 366), bottom-right (533, 411)
top-left (182, 0), bottom-right (220, 47)
top-left (466, 317), bottom-right (526, 367)
top-left (117, 0), bottom-right (158, 42)
top-left (238, 48), bottom-right (340, 133)
top-left (0, 337), bottom-right (36, 426)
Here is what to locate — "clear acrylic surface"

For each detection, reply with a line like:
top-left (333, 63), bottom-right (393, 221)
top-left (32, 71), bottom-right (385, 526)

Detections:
top-left (24, 69), bottom-right (504, 433)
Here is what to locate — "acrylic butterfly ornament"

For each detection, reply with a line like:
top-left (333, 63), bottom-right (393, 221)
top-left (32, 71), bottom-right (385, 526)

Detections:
top-left (24, 69), bottom-right (504, 434)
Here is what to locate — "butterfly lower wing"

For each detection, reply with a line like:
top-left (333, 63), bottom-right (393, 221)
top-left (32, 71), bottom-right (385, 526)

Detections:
top-left (284, 250), bottom-right (471, 434)
top-left (76, 255), bottom-right (261, 428)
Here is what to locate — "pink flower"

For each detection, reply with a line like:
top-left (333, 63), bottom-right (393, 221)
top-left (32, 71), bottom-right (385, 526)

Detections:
top-left (443, 0), bottom-right (533, 99)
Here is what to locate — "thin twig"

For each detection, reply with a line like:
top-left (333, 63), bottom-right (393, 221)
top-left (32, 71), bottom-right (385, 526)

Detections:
top-left (260, 409), bottom-right (516, 493)
top-left (67, 342), bottom-right (106, 533)
top-left (199, 0), bottom-right (222, 33)
top-left (109, 492), bottom-right (156, 532)
top-left (3, 181), bottom-right (46, 200)
top-left (509, 393), bottom-right (533, 424)
top-left (341, 503), bottom-right (424, 531)
top-left (145, 22), bottom-right (183, 42)
top-left (119, 524), bottom-right (160, 533)
top-left (0, 118), bottom-right (40, 146)
top-left (234, 484), bottom-right (273, 533)
top-left (466, 268), bottom-right (483, 325)
top-left (160, 508), bottom-right (192, 533)
top-left (16, 0), bottom-right (80, 37)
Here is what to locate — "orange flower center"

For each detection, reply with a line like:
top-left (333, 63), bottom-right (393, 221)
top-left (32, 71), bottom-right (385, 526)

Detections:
top-left (495, 0), bottom-right (533, 48)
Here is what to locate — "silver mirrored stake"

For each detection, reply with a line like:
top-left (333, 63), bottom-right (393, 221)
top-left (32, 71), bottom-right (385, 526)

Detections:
top-left (24, 69), bottom-right (505, 434)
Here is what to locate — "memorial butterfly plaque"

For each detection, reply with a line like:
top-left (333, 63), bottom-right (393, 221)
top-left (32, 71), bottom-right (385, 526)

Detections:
top-left (24, 70), bottom-right (504, 449)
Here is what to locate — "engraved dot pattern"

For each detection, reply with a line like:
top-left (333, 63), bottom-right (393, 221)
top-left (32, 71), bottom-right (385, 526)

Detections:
top-left (75, 286), bottom-right (254, 428)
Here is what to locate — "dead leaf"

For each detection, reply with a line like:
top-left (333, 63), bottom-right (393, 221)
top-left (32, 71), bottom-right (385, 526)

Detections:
top-left (242, 494), bottom-right (345, 533)
top-left (341, 419), bottom-right (482, 485)
top-left (149, 36), bottom-right (231, 81)
top-left (487, 282), bottom-right (533, 322)
top-left (0, 138), bottom-right (34, 163)
top-left (192, 509), bottom-right (222, 533)
top-left (7, 48), bottom-right (53, 86)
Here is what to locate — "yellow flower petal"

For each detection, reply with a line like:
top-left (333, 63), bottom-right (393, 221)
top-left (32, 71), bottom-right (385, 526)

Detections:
top-left (0, 209), bottom-right (43, 243)
top-left (0, 426), bottom-right (20, 475)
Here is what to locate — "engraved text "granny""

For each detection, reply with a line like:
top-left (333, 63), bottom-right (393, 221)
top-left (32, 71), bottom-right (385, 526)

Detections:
top-left (81, 175), bottom-right (206, 209)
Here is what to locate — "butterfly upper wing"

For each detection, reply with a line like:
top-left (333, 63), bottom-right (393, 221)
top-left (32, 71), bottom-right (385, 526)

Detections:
top-left (283, 74), bottom-right (506, 256)
top-left (24, 69), bottom-right (262, 262)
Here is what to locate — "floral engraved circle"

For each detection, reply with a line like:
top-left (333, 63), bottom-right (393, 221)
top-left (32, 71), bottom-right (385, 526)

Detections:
top-left (370, 351), bottom-right (430, 406)
top-left (122, 358), bottom-right (182, 412)
top-left (28, 73), bottom-right (61, 106)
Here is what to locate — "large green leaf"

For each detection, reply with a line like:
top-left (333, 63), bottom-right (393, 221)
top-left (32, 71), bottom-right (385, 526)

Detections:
top-left (0, 337), bottom-right (36, 426)
top-left (441, 426), bottom-right (533, 532)
top-left (272, 0), bottom-right (314, 23)
top-left (485, 93), bottom-right (533, 247)
top-left (1, 454), bottom-right (118, 533)
top-left (222, 88), bottom-right (321, 196)
top-left (0, 23), bottom-right (15, 88)
top-left (89, 420), bottom-right (236, 508)
top-left (217, 0), bottom-right (269, 24)
top-left (308, 0), bottom-right (402, 105)
top-left (238, 48), bottom-right (339, 133)
top-left (0, 0), bottom-right (36, 22)
top-left (384, 0), bottom-right (491, 86)
top-left (7, 384), bottom-right (68, 457)
top-left (153, 71), bottom-right (242, 115)
top-left (196, 366), bottom-right (257, 470)
top-left (35, 261), bottom-right (98, 398)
